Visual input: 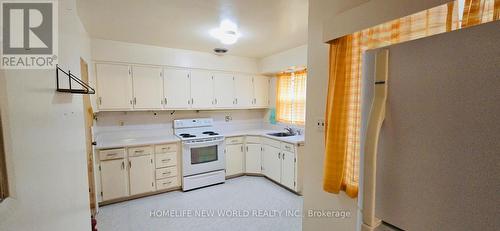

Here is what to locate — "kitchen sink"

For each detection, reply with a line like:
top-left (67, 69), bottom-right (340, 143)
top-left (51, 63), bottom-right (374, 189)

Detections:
top-left (267, 132), bottom-right (295, 137)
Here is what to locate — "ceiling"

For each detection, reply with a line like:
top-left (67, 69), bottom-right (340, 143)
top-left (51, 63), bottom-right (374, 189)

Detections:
top-left (76, 0), bottom-right (308, 58)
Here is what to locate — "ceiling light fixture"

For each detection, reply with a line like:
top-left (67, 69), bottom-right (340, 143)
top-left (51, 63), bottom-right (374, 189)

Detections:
top-left (210, 19), bottom-right (241, 45)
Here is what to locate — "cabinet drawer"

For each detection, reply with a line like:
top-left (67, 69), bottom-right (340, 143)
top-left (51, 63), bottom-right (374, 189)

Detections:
top-left (156, 166), bottom-right (177, 179)
top-left (262, 138), bottom-right (281, 148)
top-left (155, 152), bottom-right (177, 168)
top-left (156, 177), bottom-right (178, 190)
top-left (226, 136), bottom-right (244, 144)
top-left (99, 149), bottom-right (125, 161)
top-left (245, 136), bottom-right (261, 144)
top-left (155, 143), bottom-right (177, 153)
top-left (281, 142), bottom-right (295, 153)
top-left (128, 146), bottom-right (153, 157)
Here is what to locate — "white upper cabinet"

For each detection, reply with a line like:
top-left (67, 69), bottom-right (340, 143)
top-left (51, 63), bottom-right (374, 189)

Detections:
top-left (163, 68), bottom-right (191, 109)
top-left (132, 66), bottom-right (163, 110)
top-left (213, 73), bottom-right (235, 108)
top-left (253, 76), bottom-right (270, 108)
top-left (95, 62), bottom-right (273, 111)
top-left (190, 70), bottom-right (214, 109)
top-left (96, 63), bottom-right (133, 110)
top-left (234, 75), bottom-right (253, 108)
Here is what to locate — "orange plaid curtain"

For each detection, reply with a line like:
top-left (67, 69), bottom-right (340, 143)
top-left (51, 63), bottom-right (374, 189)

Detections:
top-left (276, 70), bottom-right (307, 125)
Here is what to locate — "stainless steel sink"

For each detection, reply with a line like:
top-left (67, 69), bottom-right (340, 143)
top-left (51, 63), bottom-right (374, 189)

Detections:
top-left (267, 132), bottom-right (295, 137)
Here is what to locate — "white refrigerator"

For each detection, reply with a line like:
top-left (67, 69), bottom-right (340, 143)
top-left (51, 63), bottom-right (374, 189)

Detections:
top-left (359, 21), bottom-right (500, 231)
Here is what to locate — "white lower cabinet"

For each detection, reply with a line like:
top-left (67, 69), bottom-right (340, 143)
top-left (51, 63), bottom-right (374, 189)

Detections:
top-left (128, 155), bottom-right (155, 195)
top-left (225, 143), bottom-right (244, 176)
top-left (98, 143), bottom-right (180, 203)
top-left (280, 150), bottom-right (296, 189)
top-left (100, 157), bottom-right (128, 201)
top-left (262, 144), bottom-right (282, 183)
top-left (245, 143), bottom-right (262, 174)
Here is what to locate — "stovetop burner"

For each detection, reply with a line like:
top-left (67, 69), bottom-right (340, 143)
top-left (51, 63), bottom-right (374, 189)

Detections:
top-left (202, 131), bottom-right (219, 136)
top-left (180, 133), bottom-right (196, 138)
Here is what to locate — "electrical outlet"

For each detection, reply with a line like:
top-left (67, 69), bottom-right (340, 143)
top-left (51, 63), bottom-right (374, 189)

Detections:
top-left (316, 117), bottom-right (325, 131)
top-left (225, 115), bottom-right (233, 122)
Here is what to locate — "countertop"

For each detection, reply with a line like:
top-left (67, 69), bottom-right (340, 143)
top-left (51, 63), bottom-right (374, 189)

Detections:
top-left (222, 129), bottom-right (305, 145)
top-left (95, 129), bottom-right (305, 149)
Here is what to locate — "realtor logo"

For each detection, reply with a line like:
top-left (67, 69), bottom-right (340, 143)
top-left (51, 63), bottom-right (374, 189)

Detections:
top-left (1, 1), bottom-right (58, 69)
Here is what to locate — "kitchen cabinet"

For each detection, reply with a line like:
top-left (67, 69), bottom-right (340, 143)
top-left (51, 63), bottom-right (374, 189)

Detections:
top-left (245, 143), bottom-right (262, 174)
top-left (128, 155), bottom-right (155, 195)
top-left (95, 62), bottom-right (272, 111)
top-left (234, 75), bottom-right (253, 108)
top-left (100, 158), bottom-right (128, 201)
top-left (163, 68), bottom-right (191, 109)
top-left (262, 144), bottom-right (281, 183)
top-left (96, 63), bottom-right (133, 110)
top-left (213, 73), bottom-right (235, 108)
top-left (225, 144), bottom-right (244, 176)
top-left (132, 66), bottom-right (163, 109)
top-left (252, 76), bottom-right (270, 108)
top-left (190, 70), bottom-right (214, 109)
top-left (280, 150), bottom-right (296, 189)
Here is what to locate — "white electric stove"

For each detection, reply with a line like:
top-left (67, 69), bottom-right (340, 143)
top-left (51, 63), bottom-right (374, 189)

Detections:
top-left (173, 118), bottom-right (225, 191)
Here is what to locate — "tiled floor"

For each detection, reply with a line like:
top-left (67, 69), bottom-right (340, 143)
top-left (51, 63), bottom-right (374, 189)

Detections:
top-left (97, 176), bottom-right (303, 231)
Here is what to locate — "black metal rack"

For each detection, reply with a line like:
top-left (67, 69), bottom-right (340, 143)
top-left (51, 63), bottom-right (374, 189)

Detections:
top-left (56, 64), bottom-right (95, 94)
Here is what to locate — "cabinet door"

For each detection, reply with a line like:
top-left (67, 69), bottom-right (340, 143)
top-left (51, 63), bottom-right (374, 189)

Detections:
top-left (96, 63), bottom-right (133, 110)
top-left (262, 145), bottom-right (281, 182)
top-left (234, 75), bottom-right (253, 108)
top-left (245, 143), bottom-right (262, 174)
top-left (225, 144), bottom-right (244, 176)
top-left (129, 155), bottom-right (155, 195)
top-left (132, 66), bottom-right (163, 109)
top-left (213, 73), bottom-right (235, 108)
top-left (190, 70), bottom-right (214, 109)
top-left (253, 76), bottom-right (270, 108)
top-left (281, 150), bottom-right (296, 190)
top-left (164, 68), bottom-right (191, 109)
top-left (100, 159), bottom-right (128, 201)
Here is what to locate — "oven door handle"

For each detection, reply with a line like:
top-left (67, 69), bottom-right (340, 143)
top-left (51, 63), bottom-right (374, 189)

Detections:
top-left (183, 140), bottom-right (223, 147)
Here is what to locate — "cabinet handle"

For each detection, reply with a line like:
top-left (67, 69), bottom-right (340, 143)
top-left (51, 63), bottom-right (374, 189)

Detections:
top-left (283, 153), bottom-right (285, 160)
top-left (162, 171), bottom-right (172, 175)
top-left (133, 97), bottom-right (137, 105)
top-left (134, 150), bottom-right (144, 153)
top-left (130, 99), bottom-right (133, 105)
top-left (98, 97), bottom-right (102, 105)
top-left (161, 159), bottom-right (171, 162)
top-left (164, 97), bottom-right (167, 105)
top-left (246, 146), bottom-right (248, 152)
top-left (278, 152), bottom-right (281, 159)
top-left (162, 147), bottom-right (169, 151)
top-left (235, 98), bottom-right (238, 104)
top-left (191, 98), bottom-right (194, 105)
top-left (240, 146), bottom-right (243, 152)
top-left (215, 98), bottom-right (218, 104)
top-left (121, 161), bottom-right (125, 169)
top-left (129, 161), bottom-right (131, 168)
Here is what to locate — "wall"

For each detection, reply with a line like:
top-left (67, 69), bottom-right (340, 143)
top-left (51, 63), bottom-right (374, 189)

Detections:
top-left (0, 0), bottom-right (92, 230)
top-left (91, 39), bottom-right (259, 74)
top-left (303, 0), bottom-right (368, 230)
top-left (259, 45), bottom-right (308, 74)
top-left (95, 109), bottom-right (267, 133)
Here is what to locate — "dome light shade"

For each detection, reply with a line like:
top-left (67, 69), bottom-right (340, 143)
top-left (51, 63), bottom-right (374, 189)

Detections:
top-left (210, 20), bottom-right (240, 45)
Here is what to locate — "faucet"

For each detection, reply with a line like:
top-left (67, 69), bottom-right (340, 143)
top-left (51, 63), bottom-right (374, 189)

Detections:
top-left (285, 127), bottom-right (297, 136)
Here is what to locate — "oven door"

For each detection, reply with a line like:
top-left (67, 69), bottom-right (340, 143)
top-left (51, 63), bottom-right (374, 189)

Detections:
top-left (182, 139), bottom-right (225, 176)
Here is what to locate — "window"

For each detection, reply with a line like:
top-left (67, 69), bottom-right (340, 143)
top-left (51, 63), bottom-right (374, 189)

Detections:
top-left (0, 115), bottom-right (8, 202)
top-left (276, 70), bottom-right (307, 125)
